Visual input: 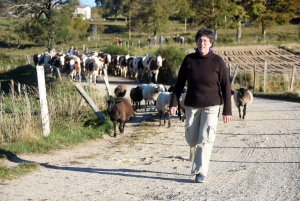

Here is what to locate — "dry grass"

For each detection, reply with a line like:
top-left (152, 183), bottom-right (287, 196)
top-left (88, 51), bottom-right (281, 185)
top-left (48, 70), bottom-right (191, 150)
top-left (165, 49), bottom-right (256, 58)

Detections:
top-left (0, 79), bottom-right (107, 144)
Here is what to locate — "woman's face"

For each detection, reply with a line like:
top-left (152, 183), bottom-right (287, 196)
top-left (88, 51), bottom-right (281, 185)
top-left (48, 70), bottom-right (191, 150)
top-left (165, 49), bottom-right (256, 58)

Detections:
top-left (196, 36), bottom-right (212, 56)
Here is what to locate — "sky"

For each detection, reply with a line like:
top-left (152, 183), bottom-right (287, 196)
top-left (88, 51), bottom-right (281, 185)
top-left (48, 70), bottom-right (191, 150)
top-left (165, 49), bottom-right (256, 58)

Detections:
top-left (80, 0), bottom-right (96, 7)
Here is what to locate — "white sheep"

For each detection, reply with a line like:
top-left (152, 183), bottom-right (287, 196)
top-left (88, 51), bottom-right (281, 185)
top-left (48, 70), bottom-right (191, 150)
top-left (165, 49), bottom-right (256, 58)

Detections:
top-left (142, 84), bottom-right (166, 112)
top-left (156, 92), bottom-right (172, 127)
top-left (233, 87), bottom-right (253, 119)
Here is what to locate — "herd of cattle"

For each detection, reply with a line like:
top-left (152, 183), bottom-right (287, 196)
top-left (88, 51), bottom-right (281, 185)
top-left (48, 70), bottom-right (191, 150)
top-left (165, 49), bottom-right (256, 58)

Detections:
top-left (33, 51), bottom-right (165, 84)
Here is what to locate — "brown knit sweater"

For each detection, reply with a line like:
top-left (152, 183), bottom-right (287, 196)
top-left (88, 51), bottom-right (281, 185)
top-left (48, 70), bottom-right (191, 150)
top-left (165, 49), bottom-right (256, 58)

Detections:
top-left (170, 51), bottom-right (232, 115)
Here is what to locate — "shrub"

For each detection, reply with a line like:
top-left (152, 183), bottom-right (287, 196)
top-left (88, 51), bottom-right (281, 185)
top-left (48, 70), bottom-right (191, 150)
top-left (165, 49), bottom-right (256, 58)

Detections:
top-left (0, 80), bottom-right (111, 145)
top-left (106, 44), bottom-right (130, 55)
top-left (156, 46), bottom-right (186, 84)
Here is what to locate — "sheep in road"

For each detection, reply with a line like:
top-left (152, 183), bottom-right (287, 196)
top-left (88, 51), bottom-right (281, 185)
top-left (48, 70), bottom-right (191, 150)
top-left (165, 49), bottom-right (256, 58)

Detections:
top-left (106, 96), bottom-right (133, 137)
top-left (233, 88), bottom-right (253, 119)
top-left (114, 84), bottom-right (127, 97)
top-left (156, 92), bottom-right (172, 127)
top-left (142, 84), bottom-right (166, 112)
top-left (130, 85), bottom-right (143, 111)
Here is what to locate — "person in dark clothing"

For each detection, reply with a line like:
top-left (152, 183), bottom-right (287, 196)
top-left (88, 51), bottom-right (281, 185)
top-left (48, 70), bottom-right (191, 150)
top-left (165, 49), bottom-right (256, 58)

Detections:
top-left (147, 36), bottom-right (151, 46)
top-left (169, 28), bottom-right (232, 183)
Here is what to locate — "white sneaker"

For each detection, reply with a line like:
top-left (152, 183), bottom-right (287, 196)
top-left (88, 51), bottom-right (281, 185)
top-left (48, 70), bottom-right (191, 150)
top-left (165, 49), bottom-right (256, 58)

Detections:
top-left (195, 174), bottom-right (205, 183)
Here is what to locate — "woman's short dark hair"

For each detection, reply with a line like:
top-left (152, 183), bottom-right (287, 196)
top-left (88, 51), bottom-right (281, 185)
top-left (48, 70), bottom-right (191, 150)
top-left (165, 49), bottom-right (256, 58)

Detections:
top-left (195, 28), bottom-right (215, 44)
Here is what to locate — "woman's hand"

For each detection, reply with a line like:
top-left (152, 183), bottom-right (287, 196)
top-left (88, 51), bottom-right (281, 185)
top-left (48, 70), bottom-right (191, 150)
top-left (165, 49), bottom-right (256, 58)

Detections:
top-left (223, 115), bottom-right (232, 123)
top-left (169, 107), bottom-right (177, 116)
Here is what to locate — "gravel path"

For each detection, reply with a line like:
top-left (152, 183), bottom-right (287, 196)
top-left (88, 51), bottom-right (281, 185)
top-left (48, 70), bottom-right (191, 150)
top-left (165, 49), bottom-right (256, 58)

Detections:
top-left (1, 76), bottom-right (299, 201)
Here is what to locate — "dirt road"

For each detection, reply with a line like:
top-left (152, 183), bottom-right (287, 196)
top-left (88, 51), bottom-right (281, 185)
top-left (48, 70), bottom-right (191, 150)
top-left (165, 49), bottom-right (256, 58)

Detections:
top-left (1, 75), bottom-right (299, 201)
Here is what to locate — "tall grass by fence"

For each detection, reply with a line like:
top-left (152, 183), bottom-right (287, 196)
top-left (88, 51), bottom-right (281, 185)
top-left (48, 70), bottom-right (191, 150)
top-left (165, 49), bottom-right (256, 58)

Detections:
top-left (229, 63), bottom-right (300, 93)
top-left (0, 80), bottom-right (111, 145)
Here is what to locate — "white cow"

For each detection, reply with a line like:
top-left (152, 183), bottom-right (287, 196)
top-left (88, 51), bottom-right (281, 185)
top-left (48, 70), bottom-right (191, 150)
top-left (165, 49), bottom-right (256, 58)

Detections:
top-left (132, 56), bottom-right (146, 81)
top-left (86, 56), bottom-right (104, 85)
top-left (142, 56), bottom-right (165, 83)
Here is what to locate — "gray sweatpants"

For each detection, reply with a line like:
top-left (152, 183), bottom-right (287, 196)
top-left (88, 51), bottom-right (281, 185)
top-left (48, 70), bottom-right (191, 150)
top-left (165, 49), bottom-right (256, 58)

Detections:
top-left (184, 105), bottom-right (220, 176)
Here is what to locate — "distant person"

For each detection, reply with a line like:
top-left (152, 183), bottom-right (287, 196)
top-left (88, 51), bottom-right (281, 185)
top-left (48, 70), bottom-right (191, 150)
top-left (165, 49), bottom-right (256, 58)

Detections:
top-left (159, 36), bottom-right (164, 46)
top-left (68, 48), bottom-right (74, 56)
top-left (119, 38), bottom-right (123, 45)
top-left (73, 48), bottom-right (79, 56)
top-left (116, 37), bottom-right (119, 45)
top-left (165, 36), bottom-right (170, 43)
top-left (76, 50), bottom-right (81, 57)
top-left (147, 36), bottom-right (151, 46)
top-left (83, 47), bottom-right (89, 55)
top-left (153, 35), bottom-right (157, 45)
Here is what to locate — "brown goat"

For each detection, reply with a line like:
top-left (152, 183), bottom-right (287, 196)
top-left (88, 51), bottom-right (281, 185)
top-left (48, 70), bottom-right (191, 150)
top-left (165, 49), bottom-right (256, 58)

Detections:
top-left (107, 96), bottom-right (133, 137)
top-left (114, 84), bottom-right (127, 97)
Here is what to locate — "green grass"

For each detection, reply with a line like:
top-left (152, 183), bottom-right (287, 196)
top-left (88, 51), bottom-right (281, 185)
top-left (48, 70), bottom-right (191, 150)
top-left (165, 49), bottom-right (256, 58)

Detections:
top-left (0, 161), bottom-right (39, 182)
top-left (0, 118), bottom-right (112, 155)
top-left (253, 91), bottom-right (300, 102)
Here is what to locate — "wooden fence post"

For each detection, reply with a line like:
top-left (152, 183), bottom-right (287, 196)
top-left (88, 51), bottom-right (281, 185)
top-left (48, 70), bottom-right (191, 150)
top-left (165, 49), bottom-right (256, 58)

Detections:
top-left (56, 68), bottom-right (62, 80)
top-left (239, 68), bottom-right (242, 87)
top-left (36, 65), bottom-right (50, 137)
top-left (103, 73), bottom-right (112, 96)
top-left (10, 79), bottom-right (15, 101)
top-left (290, 66), bottom-right (296, 92)
top-left (231, 64), bottom-right (239, 86)
top-left (244, 69), bottom-right (246, 87)
top-left (26, 55), bottom-right (31, 65)
top-left (17, 83), bottom-right (21, 97)
top-left (264, 61), bottom-right (267, 93)
top-left (23, 84), bottom-right (31, 119)
top-left (253, 64), bottom-right (256, 93)
top-left (0, 88), bottom-right (7, 142)
top-left (74, 83), bottom-right (106, 121)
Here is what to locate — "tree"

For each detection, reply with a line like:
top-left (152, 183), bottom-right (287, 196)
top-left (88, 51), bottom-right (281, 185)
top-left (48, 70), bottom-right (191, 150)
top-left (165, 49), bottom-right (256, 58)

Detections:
top-left (121, 0), bottom-right (141, 39)
top-left (192, 0), bottom-right (242, 41)
top-left (68, 15), bottom-right (90, 40)
top-left (243, 0), bottom-right (300, 39)
top-left (95, 0), bottom-right (122, 20)
top-left (192, 0), bottom-right (247, 42)
top-left (174, 0), bottom-right (195, 34)
top-left (2, 0), bottom-right (77, 50)
top-left (129, 0), bottom-right (177, 36)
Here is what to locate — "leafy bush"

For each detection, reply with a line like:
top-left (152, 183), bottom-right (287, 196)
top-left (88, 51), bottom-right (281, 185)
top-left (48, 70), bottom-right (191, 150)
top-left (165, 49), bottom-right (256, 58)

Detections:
top-left (218, 36), bottom-right (234, 44)
top-left (106, 44), bottom-right (130, 55)
top-left (156, 46), bottom-right (186, 84)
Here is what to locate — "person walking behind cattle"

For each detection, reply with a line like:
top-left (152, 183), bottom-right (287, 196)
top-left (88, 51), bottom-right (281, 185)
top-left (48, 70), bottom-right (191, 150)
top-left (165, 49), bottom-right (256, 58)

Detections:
top-left (147, 36), bottom-right (151, 46)
top-left (159, 36), bottom-right (164, 46)
top-left (119, 38), bottom-right (123, 45)
top-left (68, 47), bottom-right (74, 56)
top-left (169, 28), bottom-right (232, 183)
top-left (116, 37), bottom-right (119, 45)
top-left (153, 35), bottom-right (157, 45)
top-left (84, 47), bottom-right (90, 55)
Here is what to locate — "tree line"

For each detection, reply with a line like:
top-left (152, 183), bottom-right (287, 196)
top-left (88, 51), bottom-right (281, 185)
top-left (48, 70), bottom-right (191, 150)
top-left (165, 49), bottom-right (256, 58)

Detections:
top-left (98, 0), bottom-right (300, 40)
top-left (0, 0), bottom-right (299, 50)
